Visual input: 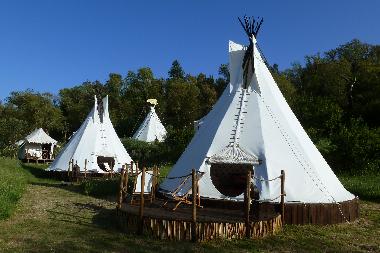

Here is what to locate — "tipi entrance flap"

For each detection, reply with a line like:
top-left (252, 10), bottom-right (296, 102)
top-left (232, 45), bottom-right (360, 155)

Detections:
top-left (210, 163), bottom-right (253, 198)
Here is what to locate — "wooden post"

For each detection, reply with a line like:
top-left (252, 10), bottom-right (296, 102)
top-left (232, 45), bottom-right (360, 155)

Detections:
top-left (191, 169), bottom-right (198, 242)
top-left (117, 166), bottom-right (125, 209)
top-left (124, 163), bottom-right (129, 199)
top-left (110, 160), bottom-right (114, 178)
top-left (138, 167), bottom-right (146, 235)
top-left (130, 161), bottom-right (134, 175)
top-left (280, 170), bottom-right (285, 225)
top-left (244, 168), bottom-right (252, 238)
top-left (84, 159), bottom-right (87, 179)
top-left (68, 159), bottom-right (72, 179)
top-left (151, 166), bottom-right (157, 202)
top-left (197, 175), bottom-right (201, 206)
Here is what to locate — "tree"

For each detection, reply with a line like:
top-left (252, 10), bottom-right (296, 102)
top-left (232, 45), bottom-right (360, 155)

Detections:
top-left (168, 60), bottom-right (185, 79)
top-left (59, 81), bottom-right (106, 135)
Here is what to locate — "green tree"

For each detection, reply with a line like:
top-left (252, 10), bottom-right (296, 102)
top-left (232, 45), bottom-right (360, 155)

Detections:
top-left (168, 60), bottom-right (185, 79)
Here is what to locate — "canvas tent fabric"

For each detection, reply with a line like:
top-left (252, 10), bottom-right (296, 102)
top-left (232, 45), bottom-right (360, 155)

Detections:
top-left (18, 128), bottom-right (57, 146)
top-left (133, 106), bottom-right (167, 142)
top-left (17, 128), bottom-right (57, 160)
top-left (159, 39), bottom-right (355, 204)
top-left (48, 96), bottom-right (132, 173)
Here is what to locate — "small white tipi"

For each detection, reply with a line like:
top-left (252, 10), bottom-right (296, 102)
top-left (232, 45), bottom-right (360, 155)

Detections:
top-left (133, 99), bottom-right (167, 142)
top-left (160, 23), bottom-right (355, 205)
top-left (48, 95), bottom-right (132, 173)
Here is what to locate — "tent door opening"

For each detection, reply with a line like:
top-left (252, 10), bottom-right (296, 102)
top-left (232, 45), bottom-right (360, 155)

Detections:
top-left (97, 156), bottom-right (115, 172)
top-left (41, 144), bottom-right (51, 159)
top-left (210, 163), bottom-right (254, 197)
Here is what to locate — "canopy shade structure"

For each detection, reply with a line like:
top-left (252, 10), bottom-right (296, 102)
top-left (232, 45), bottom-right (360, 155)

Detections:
top-left (48, 95), bottom-right (132, 173)
top-left (18, 128), bottom-right (57, 146)
top-left (133, 105), bottom-right (167, 142)
top-left (17, 128), bottom-right (58, 160)
top-left (160, 30), bottom-right (355, 204)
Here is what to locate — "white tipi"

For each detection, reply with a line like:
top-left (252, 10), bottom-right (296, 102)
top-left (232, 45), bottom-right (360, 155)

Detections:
top-left (160, 22), bottom-right (355, 205)
top-left (133, 99), bottom-right (167, 142)
top-left (48, 95), bottom-right (132, 173)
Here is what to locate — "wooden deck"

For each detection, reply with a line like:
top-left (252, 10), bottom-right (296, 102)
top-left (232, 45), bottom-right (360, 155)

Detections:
top-left (117, 199), bottom-right (282, 241)
top-left (22, 158), bottom-right (54, 164)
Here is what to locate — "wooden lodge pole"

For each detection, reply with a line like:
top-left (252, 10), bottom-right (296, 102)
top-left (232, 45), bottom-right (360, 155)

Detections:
top-left (244, 168), bottom-right (252, 238)
top-left (191, 169), bottom-right (198, 242)
top-left (84, 159), bottom-right (87, 179)
top-left (117, 165), bottom-right (125, 209)
top-left (138, 167), bottom-right (146, 235)
top-left (280, 170), bottom-right (285, 225)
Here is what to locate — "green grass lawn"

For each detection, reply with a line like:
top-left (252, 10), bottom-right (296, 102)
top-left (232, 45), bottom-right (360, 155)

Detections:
top-left (0, 158), bottom-right (29, 220)
top-left (0, 158), bottom-right (379, 253)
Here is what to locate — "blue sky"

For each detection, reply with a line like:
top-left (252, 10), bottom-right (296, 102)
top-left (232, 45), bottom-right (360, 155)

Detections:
top-left (0, 0), bottom-right (379, 100)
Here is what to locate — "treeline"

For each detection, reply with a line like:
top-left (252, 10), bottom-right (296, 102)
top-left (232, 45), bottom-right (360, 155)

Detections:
top-left (0, 40), bottom-right (379, 174)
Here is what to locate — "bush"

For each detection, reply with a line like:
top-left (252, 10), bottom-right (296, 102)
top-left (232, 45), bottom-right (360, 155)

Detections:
top-left (80, 178), bottom-right (119, 197)
top-left (122, 126), bottom-right (195, 167)
top-left (122, 138), bottom-right (168, 167)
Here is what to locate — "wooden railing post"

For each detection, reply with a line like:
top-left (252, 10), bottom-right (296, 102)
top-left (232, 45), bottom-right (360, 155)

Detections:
top-left (117, 166), bottom-right (125, 209)
top-left (191, 169), bottom-right (198, 242)
top-left (244, 168), bottom-right (252, 238)
top-left (151, 166), bottom-right (157, 202)
top-left (124, 163), bottom-right (129, 200)
top-left (281, 170), bottom-right (285, 225)
top-left (84, 159), bottom-right (87, 179)
top-left (135, 161), bottom-right (139, 175)
top-left (138, 167), bottom-right (145, 235)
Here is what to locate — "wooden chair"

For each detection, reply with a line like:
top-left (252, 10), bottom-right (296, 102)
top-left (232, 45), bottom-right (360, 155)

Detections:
top-left (130, 170), bottom-right (155, 204)
top-left (163, 172), bottom-right (203, 211)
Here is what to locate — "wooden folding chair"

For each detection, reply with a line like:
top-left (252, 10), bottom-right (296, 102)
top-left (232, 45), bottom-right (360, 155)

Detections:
top-left (130, 170), bottom-right (155, 205)
top-left (163, 172), bottom-right (203, 211)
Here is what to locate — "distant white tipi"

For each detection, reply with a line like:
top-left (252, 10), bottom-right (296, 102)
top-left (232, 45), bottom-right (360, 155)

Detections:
top-left (133, 99), bottom-right (167, 142)
top-left (160, 21), bottom-right (355, 205)
top-left (48, 95), bottom-right (132, 173)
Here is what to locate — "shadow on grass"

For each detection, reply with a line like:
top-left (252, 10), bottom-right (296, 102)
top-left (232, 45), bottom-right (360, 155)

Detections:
top-left (20, 162), bottom-right (50, 178)
top-left (21, 161), bottom-right (120, 202)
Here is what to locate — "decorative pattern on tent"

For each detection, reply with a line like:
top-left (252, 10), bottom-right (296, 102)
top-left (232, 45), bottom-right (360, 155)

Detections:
top-left (208, 144), bottom-right (259, 165)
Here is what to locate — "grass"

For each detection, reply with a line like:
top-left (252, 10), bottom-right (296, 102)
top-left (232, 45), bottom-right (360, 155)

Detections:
top-left (0, 158), bottom-right (29, 220)
top-left (0, 158), bottom-right (379, 252)
top-left (339, 173), bottom-right (380, 202)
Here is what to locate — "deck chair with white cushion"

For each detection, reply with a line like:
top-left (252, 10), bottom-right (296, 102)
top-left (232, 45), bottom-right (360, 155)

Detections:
top-left (130, 170), bottom-right (154, 204)
top-left (163, 173), bottom-right (203, 211)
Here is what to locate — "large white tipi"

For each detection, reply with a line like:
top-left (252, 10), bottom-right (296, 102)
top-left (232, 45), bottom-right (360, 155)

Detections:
top-left (133, 99), bottom-right (167, 142)
top-left (48, 95), bottom-right (132, 173)
top-left (160, 19), bottom-right (355, 207)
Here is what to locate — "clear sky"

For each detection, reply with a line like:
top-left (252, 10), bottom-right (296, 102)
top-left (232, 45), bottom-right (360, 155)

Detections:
top-left (0, 0), bottom-right (379, 100)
